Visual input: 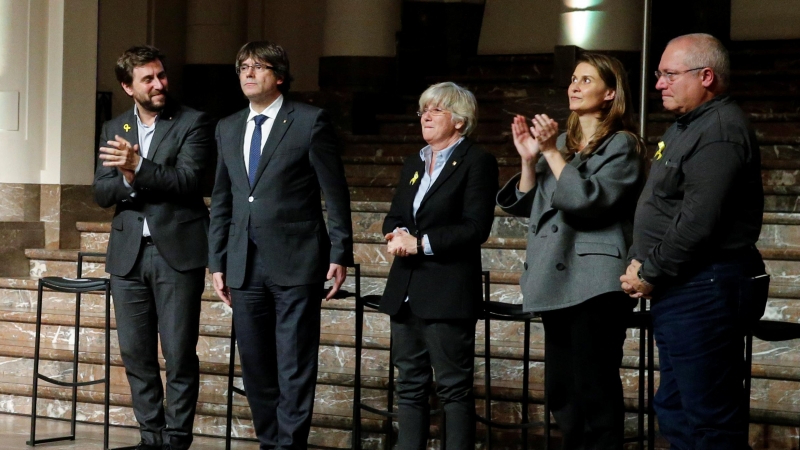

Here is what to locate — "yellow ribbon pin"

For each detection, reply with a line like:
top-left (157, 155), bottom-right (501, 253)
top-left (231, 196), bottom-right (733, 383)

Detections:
top-left (655, 141), bottom-right (665, 160)
top-left (410, 171), bottom-right (419, 185)
top-left (123, 124), bottom-right (131, 132)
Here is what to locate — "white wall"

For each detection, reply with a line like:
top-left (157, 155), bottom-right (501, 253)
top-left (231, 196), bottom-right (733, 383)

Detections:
top-left (0, 0), bottom-right (97, 185)
top-left (478, 0), bottom-right (643, 55)
top-left (731, 0), bottom-right (800, 40)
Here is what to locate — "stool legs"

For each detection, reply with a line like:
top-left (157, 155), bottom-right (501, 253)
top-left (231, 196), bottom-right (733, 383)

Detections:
top-left (27, 282), bottom-right (45, 446)
top-left (226, 324), bottom-right (237, 450)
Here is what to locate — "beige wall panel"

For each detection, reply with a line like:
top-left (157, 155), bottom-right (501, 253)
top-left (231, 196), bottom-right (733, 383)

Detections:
top-left (58, 0), bottom-right (98, 185)
top-left (97, 0), bottom-right (148, 119)
top-left (262, 0), bottom-right (326, 92)
top-left (322, 0), bottom-right (401, 57)
top-left (478, 0), bottom-right (642, 55)
top-left (478, 0), bottom-right (561, 54)
top-left (186, 0), bottom-right (246, 64)
top-left (731, 0), bottom-right (800, 40)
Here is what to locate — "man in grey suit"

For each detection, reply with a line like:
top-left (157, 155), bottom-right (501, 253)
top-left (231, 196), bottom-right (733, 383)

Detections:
top-left (208, 41), bottom-right (353, 450)
top-left (93, 46), bottom-right (214, 450)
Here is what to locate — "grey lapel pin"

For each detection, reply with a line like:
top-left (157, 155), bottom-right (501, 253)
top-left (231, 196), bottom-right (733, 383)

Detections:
top-left (452, 161), bottom-right (457, 166)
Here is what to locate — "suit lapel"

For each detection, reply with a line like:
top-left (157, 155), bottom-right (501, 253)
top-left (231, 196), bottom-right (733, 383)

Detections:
top-left (407, 157), bottom-right (426, 224)
top-left (120, 108), bottom-right (139, 151)
top-left (251, 101), bottom-right (294, 191)
top-left (232, 109), bottom-right (249, 182)
top-left (145, 102), bottom-right (177, 162)
top-left (418, 138), bottom-right (470, 210)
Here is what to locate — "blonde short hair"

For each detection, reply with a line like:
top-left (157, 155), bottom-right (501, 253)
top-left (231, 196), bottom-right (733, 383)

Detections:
top-left (418, 82), bottom-right (478, 136)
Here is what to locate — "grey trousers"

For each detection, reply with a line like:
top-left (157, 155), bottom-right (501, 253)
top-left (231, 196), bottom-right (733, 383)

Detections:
top-left (390, 303), bottom-right (477, 450)
top-left (110, 241), bottom-right (204, 449)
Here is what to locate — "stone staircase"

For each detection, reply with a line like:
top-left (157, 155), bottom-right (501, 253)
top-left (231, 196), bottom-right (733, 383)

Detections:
top-left (2, 42), bottom-right (800, 449)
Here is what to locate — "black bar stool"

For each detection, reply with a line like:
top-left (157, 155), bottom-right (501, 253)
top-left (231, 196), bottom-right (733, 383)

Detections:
top-left (351, 264), bottom-right (444, 450)
top-left (223, 269), bottom-right (355, 450)
top-left (26, 251), bottom-right (127, 449)
top-left (476, 271), bottom-right (544, 450)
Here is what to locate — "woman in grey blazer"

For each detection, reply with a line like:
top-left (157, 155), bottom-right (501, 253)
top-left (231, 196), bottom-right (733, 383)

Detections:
top-left (496, 53), bottom-right (645, 450)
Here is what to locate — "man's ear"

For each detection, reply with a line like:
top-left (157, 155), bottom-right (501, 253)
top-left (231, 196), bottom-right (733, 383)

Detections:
top-left (700, 68), bottom-right (715, 89)
top-left (121, 82), bottom-right (134, 97)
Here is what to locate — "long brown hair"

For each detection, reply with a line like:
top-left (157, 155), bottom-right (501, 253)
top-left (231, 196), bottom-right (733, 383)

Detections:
top-left (565, 53), bottom-right (644, 157)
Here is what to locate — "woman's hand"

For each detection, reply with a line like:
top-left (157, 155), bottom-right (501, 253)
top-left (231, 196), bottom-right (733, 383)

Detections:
top-left (385, 228), bottom-right (418, 257)
top-left (511, 115), bottom-right (540, 164)
top-left (531, 114), bottom-right (559, 153)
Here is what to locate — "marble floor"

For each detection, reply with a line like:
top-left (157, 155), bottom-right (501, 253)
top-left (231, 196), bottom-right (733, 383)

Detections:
top-left (0, 414), bottom-right (258, 449)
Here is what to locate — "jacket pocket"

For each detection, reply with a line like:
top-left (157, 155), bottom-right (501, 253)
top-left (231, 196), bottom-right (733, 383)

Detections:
top-left (575, 241), bottom-right (620, 258)
top-left (279, 219), bottom-right (319, 235)
top-left (175, 209), bottom-right (208, 223)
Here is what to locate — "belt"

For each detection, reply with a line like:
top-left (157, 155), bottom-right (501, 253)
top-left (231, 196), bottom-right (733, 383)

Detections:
top-left (142, 236), bottom-right (155, 245)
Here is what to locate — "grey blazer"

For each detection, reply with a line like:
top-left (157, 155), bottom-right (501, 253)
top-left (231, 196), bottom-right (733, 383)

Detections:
top-left (497, 132), bottom-right (644, 312)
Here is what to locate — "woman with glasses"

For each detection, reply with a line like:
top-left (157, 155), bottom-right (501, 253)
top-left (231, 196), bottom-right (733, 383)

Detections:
top-left (497, 53), bottom-right (645, 449)
top-left (379, 82), bottom-right (498, 450)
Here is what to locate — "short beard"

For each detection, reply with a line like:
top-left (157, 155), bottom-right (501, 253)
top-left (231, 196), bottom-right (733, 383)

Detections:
top-left (136, 91), bottom-right (167, 113)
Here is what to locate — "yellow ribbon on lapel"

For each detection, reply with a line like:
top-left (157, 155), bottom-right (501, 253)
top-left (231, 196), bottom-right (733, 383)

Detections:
top-left (655, 141), bottom-right (665, 160)
top-left (123, 124), bottom-right (131, 132)
top-left (410, 171), bottom-right (419, 185)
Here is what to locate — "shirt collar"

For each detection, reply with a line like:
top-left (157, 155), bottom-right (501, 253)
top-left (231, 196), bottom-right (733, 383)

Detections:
top-left (419, 136), bottom-right (465, 162)
top-left (676, 94), bottom-right (730, 128)
top-left (248, 95), bottom-right (284, 122)
top-left (133, 105), bottom-right (159, 128)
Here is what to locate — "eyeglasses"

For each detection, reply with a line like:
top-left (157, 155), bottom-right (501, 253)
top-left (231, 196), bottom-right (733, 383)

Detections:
top-left (236, 63), bottom-right (274, 75)
top-left (417, 107), bottom-right (449, 117)
top-left (654, 67), bottom-right (705, 83)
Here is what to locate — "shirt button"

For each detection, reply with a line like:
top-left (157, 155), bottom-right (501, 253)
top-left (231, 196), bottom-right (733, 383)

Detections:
top-left (556, 263), bottom-right (566, 271)
top-left (248, 196), bottom-right (254, 202)
top-left (524, 262), bottom-right (528, 270)
top-left (551, 224), bottom-right (558, 233)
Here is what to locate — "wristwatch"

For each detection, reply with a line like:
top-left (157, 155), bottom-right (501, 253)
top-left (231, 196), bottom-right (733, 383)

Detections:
top-left (416, 236), bottom-right (423, 254)
top-left (637, 267), bottom-right (654, 288)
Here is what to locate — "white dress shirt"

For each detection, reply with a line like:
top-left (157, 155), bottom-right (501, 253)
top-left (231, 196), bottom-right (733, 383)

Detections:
top-left (243, 95), bottom-right (284, 174)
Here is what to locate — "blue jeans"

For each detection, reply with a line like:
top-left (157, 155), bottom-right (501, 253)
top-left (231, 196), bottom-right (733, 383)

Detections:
top-left (651, 250), bottom-right (766, 450)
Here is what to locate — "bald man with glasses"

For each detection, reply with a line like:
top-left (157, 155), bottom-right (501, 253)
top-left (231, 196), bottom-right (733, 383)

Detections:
top-left (621, 33), bottom-right (767, 449)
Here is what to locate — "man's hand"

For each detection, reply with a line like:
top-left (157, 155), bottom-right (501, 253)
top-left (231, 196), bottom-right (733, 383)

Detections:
top-left (386, 228), bottom-right (418, 257)
top-left (99, 135), bottom-right (141, 183)
top-left (326, 263), bottom-right (347, 300)
top-left (620, 260), bottom-right (653, 299)
top-left (212, 272), bottom-right (231, 306)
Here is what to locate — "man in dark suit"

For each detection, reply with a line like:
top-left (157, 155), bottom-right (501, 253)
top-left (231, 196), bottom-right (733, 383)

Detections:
top-left (207, 41), bottom-right (353, 450)
top-left (93, 46), bottom-right (214, 450)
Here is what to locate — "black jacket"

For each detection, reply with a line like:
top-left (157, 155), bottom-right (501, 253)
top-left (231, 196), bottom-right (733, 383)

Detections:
top-left (380, 138), bottom-right (499, 319)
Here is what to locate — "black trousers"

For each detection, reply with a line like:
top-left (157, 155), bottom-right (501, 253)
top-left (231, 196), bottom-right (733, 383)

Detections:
top-left (110, 240), bottom-right (204, 449)
top-left (230, 243), bottom-right (323, 450)
top-left (390, 303), bottom-right (477, 450)
top-left (540, 292), bottom-right (635, 450)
